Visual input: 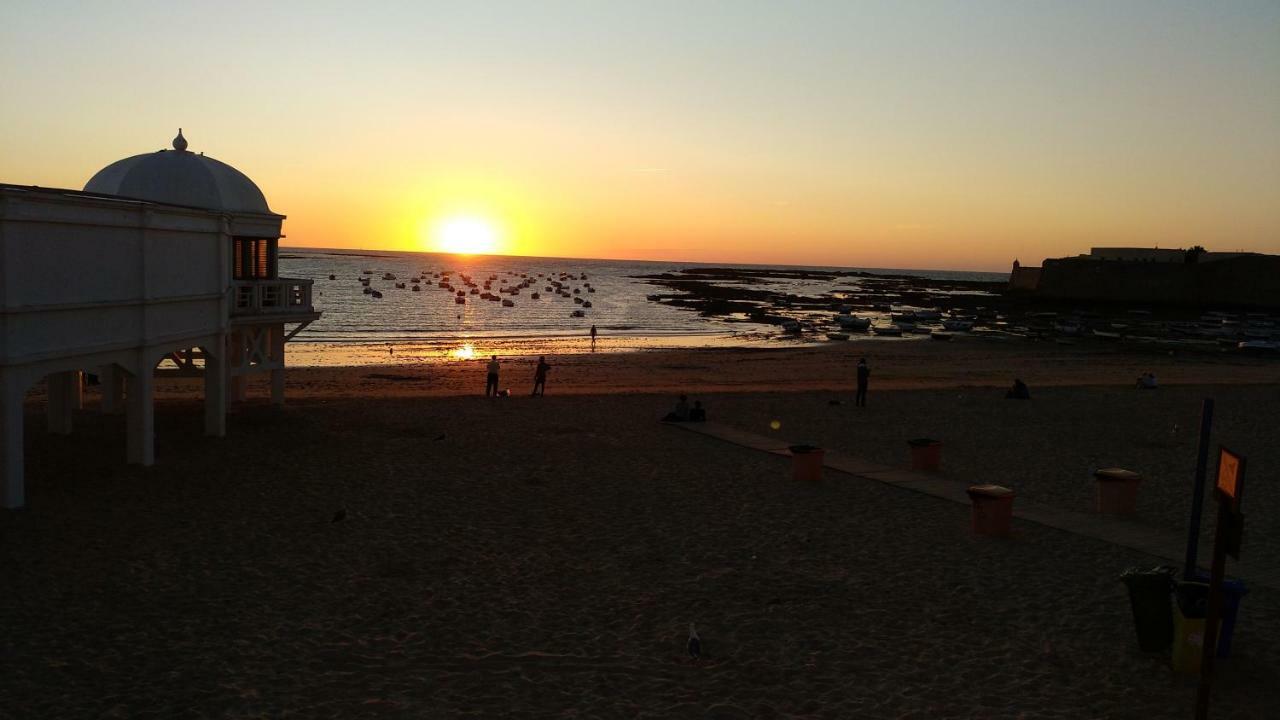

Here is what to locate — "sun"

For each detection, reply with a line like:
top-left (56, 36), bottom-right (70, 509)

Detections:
top-left (434, 216), bottom-right (499, 255)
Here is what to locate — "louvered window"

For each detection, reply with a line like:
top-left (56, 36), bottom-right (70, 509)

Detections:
top-left (232, 238), bottom-right (277, 280)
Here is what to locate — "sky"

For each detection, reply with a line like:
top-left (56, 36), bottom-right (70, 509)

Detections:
top-left (2, 1), bottom-right (1278, 271)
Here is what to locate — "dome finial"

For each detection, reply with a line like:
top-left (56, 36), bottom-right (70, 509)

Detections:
top-left (173, 128), bottom-right (188, 152)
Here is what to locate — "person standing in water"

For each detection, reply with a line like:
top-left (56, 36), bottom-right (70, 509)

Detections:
top-left (485, 355), bottom-right (501, 397)
top-left (590, 324), bottom-right (598, 350)
top-left (532, 356), bottom-right (551, 396)
top-left (855, 357), bottom-right (870, 407)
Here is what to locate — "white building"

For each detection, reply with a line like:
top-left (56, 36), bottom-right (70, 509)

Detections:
top-left (1, 130), bottom-right (319, 508)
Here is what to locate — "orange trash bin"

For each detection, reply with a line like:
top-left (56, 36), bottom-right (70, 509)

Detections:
top-left (1095, 468), bottom-right (1142, 514)
top-left (789, 445), bottom-right (824, 481)
top-left (908, 438), bottom-right (942, 472)
top-left (967, 484), bottom-right (1015, 537)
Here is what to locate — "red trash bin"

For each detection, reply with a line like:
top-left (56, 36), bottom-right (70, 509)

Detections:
top-left (1094, 468), bottom-right (1142, 514)
top-left (789, 445), bottom-right (824, 481)
top-left (967, 484), bottom-right (1015, 537)
top-left (908, 438), bottom-right (942, 472)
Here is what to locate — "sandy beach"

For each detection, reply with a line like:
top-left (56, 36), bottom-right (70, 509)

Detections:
top-left (3, 341), bottom-right (1278, 717)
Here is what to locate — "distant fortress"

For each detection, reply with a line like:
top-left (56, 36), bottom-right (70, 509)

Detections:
top-left (1008, 247), bottom-right (1280, 308)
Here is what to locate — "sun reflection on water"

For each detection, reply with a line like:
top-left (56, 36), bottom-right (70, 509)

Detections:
top-left (448, 343), bottom-right (476, 360)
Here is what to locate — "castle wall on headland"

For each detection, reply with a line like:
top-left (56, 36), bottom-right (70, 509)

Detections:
top-left (1033, 255), bottom-right (1280, 308)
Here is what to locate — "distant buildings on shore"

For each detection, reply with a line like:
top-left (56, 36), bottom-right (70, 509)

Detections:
top-left (1008, 247), bottom-right (1280, 308)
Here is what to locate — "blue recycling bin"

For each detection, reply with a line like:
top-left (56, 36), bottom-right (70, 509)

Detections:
top-left (1191, 571), bottom-right (1250, 658)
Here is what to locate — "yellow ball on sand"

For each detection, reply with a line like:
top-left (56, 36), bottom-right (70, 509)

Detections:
top-left (770, 420), bottom-right (781, 431)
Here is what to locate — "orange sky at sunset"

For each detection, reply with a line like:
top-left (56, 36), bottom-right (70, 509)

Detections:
top-left (2, 2), bottom-right (1278, 271)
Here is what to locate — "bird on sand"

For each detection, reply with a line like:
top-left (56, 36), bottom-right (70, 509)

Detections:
top-left (332, 509), bottom-right (346, 523)
top-left (687, 623), bottom-right (701, 660)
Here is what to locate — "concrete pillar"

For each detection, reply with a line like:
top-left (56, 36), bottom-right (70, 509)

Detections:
top-left (126, 360), bottom-right (155, 466)
top-left (270, 324), bottom-right (285, 406)
top-left (45, 371), bottom-right (76, 435)
top-left (204, 341), bottom-right (226, 437)
top-left (228, 332), bottom-right (247, 403)
top-left (101, 365), bottom-right (124, 415)
top-left (1, 372), bottom-right (25, 509)
top-left (70, 371), bottom-right (83, 410)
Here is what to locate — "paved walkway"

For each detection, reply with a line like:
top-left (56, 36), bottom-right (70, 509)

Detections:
top-left (669, 421), bottom-right (1278, 591)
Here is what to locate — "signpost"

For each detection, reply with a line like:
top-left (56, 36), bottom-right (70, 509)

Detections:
top-left (1183, 399), bottom-right (1214, 579)
top-left (1195, 447), bottom-right (1246, 720)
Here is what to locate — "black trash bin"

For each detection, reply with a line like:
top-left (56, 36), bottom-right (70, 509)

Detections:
top-left (1120, 566), bottom-right (1175, 652)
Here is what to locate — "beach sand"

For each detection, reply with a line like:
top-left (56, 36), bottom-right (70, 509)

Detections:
top-left (4, 340), bottom-right (1278, 717)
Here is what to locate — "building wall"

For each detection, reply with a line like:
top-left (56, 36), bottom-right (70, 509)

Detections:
top-left (1088, 247), bottom-right (1187, 263)
top-left (1008, 265), bottom-right (1042, 291)
top-left (1035, 255), bottom-right (1280, 308)
top-left (1, 188), bottom-right (232, 366)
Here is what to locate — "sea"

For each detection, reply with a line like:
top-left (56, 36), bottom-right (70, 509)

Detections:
top-left (280, 248), bottom-right (1007, 365)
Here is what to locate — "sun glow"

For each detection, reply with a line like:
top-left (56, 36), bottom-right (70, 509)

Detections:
top-left (448, 343), bottom-right (476, 360)
top-left (434, 216), bottom-right (500, 255)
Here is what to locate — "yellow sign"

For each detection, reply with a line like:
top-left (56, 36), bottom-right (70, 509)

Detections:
top-left (1216, 448), bottom-right (1242, 505)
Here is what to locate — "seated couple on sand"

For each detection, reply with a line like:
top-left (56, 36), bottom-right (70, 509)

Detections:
top-left (662, 394), bottom-right (707, 422)
top-left (1005, 378), bottom-right (1031, 400)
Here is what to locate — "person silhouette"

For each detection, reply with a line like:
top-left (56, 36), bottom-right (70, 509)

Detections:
top-left (532, 356), bottom-right (551, 396)
top-left (485, 355), bottom-right (500, 397)
top-left (855, 358), bottom-right (870, 407)
top-left (590, 324), bottom-right (598, 350)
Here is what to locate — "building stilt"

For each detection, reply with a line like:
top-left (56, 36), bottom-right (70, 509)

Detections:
top-left (270, 325), bottom-right (285, 406)
top-left (46, 371), bottom-right (78, 435)
top-left (126, 360), bottom-right (155, 466)
top-left (100, 365), bottom-right (124, 414)
top-left (1, 372), bottom-right (25, 509)
top-left (204, 341), bottom-right (226, 437)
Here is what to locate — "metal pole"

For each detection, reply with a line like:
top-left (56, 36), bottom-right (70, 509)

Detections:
top-left (1195, 501), bottom-right (1229, 720)
top-left (1184, 399), bottom-right (1214, 579)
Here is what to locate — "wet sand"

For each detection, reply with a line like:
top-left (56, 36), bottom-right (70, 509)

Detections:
top-left (4, 342), bottom-right (1279, 717)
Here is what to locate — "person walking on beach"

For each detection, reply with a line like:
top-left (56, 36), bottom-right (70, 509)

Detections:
top-left (855, 357), bottom-right (870, 407)
top-left (590, 324), bottom-right (598, 350)
top-left (532, 356), bottom-right (551, 396)
top-left (485, 355), bottom-right (501, 397)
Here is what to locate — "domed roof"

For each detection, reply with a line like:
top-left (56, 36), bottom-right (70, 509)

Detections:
top-left (84, 129), bottom-right (273, 214)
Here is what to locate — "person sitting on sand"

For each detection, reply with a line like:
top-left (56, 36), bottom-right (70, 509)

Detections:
top-left (662, 394), bottom-right (691, 422)
top-left (689, 400), bottom-right (707, 422)
top-left (532, 356), bottom-right (551, 396)
top-left (1006, 378), bottom-right (1031, 400)
top-left (485, 355), bottom-right (500, 397)
top-left (1137, 372), bottom-right (1158, 390)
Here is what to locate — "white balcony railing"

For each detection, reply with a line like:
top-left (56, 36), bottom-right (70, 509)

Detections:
top-left (231, 278), bottom-right (314, 316)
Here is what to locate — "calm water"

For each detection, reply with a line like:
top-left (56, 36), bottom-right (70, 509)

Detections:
top-left (280, 248), bottom-right (1005, 364)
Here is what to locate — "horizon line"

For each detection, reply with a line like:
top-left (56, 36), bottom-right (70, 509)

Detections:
top-left (278, 243), bottom-right (1013, 275)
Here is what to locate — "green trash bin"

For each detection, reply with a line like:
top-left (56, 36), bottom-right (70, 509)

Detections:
top-left (1121, 566), bottom-right (1175, 652)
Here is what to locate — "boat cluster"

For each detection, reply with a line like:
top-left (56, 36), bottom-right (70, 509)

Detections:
top-left (331, 268), bottom-right (600, 317)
